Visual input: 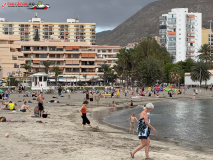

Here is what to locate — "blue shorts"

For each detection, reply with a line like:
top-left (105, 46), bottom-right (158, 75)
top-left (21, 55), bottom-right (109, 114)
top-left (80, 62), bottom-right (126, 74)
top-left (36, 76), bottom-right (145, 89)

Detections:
top-left (125, 93), bottom-right (127, 96)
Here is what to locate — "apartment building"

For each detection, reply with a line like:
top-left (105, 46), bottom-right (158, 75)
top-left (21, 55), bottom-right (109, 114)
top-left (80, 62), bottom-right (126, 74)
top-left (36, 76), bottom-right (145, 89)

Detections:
top-left (20, 41), bottom-right (107, 76)
top-left (0, 14), bottom-right (96, 45)
top-left (93, 46), bottom-right (121, 67)
top-left (0, 35), bottom-right (25, 79)
top-left (159, 8), bottom-right (202, 62)
top-left (202, 28), bottom-right (213, 45)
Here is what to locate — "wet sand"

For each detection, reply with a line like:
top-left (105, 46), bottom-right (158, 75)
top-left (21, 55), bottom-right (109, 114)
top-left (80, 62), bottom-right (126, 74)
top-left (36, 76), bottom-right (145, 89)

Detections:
top-left (0, 88), bottom-right (213, 160)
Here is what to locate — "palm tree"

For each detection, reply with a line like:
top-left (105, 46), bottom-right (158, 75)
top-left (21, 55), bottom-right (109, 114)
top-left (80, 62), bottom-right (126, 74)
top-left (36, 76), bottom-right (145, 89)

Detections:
top-left (190, 61), bottom-right (210, 87)
top-left (52, 66), bottom-right (62, 86)
top-left (198, 44), bottom-right (212, 64)
top-left (101, 64), bottom-right (110, 86)
top-left (43, 61), bottom-right (52, 74)
top-left (82, 74), bottom-right (87, 86)
top-left (24, 64), bottom-right (31, 76)
top-left (169, 67), bottom-right (182, 85)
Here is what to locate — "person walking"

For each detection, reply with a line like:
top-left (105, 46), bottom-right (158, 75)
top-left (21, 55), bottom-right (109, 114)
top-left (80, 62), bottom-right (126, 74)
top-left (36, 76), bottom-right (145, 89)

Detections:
top-left (130, 103), bottom-right (157, 159)
top-left (40, 84), bottom-right (43, 93)
top-left (79, 101), bottom-right (94, 130)
top-left (58, 86), bottom-right (62, 98)
top-left (89, 92), bottom-right (93, 105)
top-left (36, 92), bottom-right (44, 118)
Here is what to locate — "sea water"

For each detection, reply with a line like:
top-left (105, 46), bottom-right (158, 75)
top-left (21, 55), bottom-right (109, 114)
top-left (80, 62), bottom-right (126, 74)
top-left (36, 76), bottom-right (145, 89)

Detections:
top-left (103, 99), bottom-right (213, 149)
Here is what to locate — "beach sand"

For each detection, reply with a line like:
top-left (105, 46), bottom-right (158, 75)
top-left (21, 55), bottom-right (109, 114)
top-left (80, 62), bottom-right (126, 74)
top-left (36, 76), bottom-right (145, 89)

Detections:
top-left (0, 88), bottom-right (213, 160)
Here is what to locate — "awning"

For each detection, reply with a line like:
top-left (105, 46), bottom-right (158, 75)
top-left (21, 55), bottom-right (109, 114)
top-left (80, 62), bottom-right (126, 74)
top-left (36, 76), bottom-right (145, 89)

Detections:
top-left (56, 46), bottom-right (63, 48)
top-left (88, 53), bottom-right (96, 57)
top-left (49, 67), bottom-right (53, 69)
top-left (64, 32), bottom-right (68, 34)
top-left (49, 24), bottom-right (52, 27)
top-left (33, 60), bottom-right (40, 63)
top-left (187, 15), bottom-right (195, 17)
top-left (59, 67), bottom-right (64, 70)
top-left (72, 46), bottom-right (79, 49)
top-left (81, 53), bottom-right (88, 57)
top-left (167, 32), bottom-right (176, 35)
top-left (65, 46), bottom-right (73, 50)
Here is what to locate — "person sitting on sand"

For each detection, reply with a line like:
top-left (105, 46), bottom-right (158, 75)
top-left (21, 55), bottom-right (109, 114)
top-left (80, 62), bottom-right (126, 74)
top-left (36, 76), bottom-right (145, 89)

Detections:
top-left (34, 106), bottom-right (39, 117)
top-left (129, 100), bottom-right (133, 108)
top-left (111, 92), bottom-right (114, 98)
top-left (8, 101), bottom-right (16, 110)
top-left (126, 112), bottom-right (139, 134)
top-left (131, 91), bottom-right (135, 97)
top-left (20, 102), bottom-right (33, 112)
top-left (0, 101), bottom-right (9, 110)
top-left (117, 90), bottom-right (120, 98)
top-left (23, 99), bottom-right (32, 103)
top-left (32, 91), bottom-right (37, 97)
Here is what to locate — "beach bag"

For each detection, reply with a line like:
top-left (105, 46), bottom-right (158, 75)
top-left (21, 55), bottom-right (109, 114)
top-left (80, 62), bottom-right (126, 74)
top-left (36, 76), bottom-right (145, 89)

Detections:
top-left (0, 117), bottom-right (6, 122)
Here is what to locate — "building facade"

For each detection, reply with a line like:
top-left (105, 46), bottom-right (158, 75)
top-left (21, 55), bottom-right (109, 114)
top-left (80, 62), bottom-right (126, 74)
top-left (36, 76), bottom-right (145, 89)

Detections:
top-left (0, 14), bottom-right (96, 45)
top-left (0, 35), bottom-right (25, 79)
top-left (202, 28), bottom-right (213, 46)
top-left (159, 8), bottom-right (202, 63)
top-left (0, 35), bottom-right (121, 79)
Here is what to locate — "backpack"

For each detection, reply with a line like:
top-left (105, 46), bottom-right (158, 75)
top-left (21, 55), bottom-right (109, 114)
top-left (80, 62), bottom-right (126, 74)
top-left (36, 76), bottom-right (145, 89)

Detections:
top-left (0, 117), bottom-right (6, 122)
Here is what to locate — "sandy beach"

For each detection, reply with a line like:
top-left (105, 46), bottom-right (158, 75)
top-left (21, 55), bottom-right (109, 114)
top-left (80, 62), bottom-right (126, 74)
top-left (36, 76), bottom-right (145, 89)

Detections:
top-left (0, 88), bottom-right (213, 160)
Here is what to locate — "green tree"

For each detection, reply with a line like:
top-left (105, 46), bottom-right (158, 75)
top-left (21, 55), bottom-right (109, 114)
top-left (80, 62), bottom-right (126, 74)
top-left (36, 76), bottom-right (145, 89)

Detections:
top-left (24, 64), bottom-right (31, 77)
top-left (135, 56), bottom-right (164, 86)
top-left (198, 44), bottom-right (212, 64)
top-left (169, 67), bottom-right (182, 85)
top-left (190, 61), bottom-right (210, 86)
top-left (82, 74), bottom-right (87, 85)
top-left (164, 63), bottom-right (182, 83)
top-left (43, 61), bottom-right (52, 74)
top-left (101, 64), bottom-right (110, 86)
top-left (33, 29), bottom-right (40, 41)
top-left (106, 69), bottom-right (118, 86)
top-left (77, 80), bottom-right (83, 86)
top-left (135, 37), bottom-right (170, 62)
top-left (52, 66), bottom-right (62, 86)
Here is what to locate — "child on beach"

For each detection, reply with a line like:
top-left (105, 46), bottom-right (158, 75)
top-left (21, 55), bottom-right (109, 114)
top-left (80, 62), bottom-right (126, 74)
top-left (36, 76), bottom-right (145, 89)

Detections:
top-left (126, 112), bottom-right (139, 134)
top-left (129, 100), bottom-right (133, 108)
top-left (68, 91), bottom-right (71, 99)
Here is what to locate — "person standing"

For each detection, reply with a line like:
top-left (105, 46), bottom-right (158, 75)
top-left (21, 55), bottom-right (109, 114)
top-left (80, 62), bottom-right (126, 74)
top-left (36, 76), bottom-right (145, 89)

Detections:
top-left (130, 103), bottom-right (157, 159)
top-left (89, 92), bottom-right (93, 105)
top-left (86, 89), bottom-right (89, 101)
top-left (95, 92), bottom-right (100, 106)
top-left (40, 84), bottom-right (43, 93)
top-left (125, 90), bottom-right (127, 98)
top-left (36, 92), bottom-right (44, 118)
top-left (58, 86), bottom-right (62, 98)
top-left (79, 101), bottom-right (94, 130)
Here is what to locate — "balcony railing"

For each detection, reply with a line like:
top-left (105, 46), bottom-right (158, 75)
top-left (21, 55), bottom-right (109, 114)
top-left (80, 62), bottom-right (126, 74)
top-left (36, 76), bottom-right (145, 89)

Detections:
top-left (81, 57), bottom-right (95, 59)
top-left (65, 71), bottom-right (79, 73)
top-left (49, 57), bottom-right (64, 59)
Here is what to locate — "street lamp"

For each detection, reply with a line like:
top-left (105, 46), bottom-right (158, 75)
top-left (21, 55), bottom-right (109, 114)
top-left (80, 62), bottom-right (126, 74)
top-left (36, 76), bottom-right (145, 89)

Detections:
top-left (208, 20), bottom-right (213, 58)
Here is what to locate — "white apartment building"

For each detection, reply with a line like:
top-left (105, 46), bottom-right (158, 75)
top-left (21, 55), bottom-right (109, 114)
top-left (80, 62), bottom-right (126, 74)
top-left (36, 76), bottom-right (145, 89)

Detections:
top-left (159, 8), bottom-right (202, 63)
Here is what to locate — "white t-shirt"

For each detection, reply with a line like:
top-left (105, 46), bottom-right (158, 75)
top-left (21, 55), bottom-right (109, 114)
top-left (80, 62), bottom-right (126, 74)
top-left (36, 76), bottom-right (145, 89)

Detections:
top-left (105, 87), bottom-right (107, 91)
top-left (41, 86), bottom-right (43, 92)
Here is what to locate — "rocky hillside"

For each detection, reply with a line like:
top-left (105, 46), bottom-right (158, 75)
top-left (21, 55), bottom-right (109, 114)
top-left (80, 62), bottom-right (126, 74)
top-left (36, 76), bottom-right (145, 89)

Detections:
top-left (97, 0), bottom-right (213, 46)
top-left (96, 30), bottom-right (111, 38)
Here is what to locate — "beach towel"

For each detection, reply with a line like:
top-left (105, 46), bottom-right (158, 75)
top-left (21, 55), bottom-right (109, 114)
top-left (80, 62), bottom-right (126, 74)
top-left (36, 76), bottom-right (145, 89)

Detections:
top-left (32, 98), bottom-right (36, 100)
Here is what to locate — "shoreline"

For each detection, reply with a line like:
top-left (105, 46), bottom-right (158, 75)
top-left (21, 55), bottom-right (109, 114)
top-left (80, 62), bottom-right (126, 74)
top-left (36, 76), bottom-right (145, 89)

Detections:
top-left (1, 88), bottom-right (213, 159)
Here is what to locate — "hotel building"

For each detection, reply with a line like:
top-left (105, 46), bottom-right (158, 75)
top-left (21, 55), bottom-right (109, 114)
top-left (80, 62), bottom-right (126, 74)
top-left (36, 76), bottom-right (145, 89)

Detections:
top-left (159, 8), bottom-right (202, 62)
top-left (0, 35), bottom-right (121, 79)
top-left (0, 14), bottom-right (96, 45)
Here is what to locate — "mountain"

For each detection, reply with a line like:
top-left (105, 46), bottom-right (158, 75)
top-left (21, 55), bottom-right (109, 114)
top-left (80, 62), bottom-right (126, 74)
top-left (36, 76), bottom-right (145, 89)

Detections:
top-left (97, 0), bottom-right (213, 46)
top-left (96, 30), bottom-right (111, 38)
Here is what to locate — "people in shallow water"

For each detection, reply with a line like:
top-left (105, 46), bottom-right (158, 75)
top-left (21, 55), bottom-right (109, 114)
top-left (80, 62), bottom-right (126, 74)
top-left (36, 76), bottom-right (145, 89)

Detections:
top-left (126, 112), bottom-right (139, 134)
top-left (130, 103), bottom-right (157, 159)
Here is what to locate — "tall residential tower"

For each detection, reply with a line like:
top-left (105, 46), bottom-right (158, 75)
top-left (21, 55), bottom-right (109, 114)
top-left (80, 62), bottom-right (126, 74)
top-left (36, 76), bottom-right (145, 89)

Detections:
top-left (159, 8), bottom-right (202, 63)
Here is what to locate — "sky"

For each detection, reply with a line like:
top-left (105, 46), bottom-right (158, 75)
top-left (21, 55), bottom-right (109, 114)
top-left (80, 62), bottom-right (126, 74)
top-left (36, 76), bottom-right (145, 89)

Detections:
top-left (0, 0), bottom-right (156, 32)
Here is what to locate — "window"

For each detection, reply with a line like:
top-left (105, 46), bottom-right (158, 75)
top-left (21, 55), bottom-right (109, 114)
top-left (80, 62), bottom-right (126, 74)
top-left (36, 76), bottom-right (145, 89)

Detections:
top-left (179, 38), bottom-right (181, 40)
top-left (12, 57), bottom-right (17, 60)
top-left (73, 54), bottom-right (79, 58)
top-left (14, 65), bottom-right (19, 68)
top-left (179, 33), bottom-right (181, 35)
top-left (7, 73), bottom-right (12, 76)
top-left (39, 77), bottom-right (42, 81)
top-left (40, 54), bottom-right (47, 58)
